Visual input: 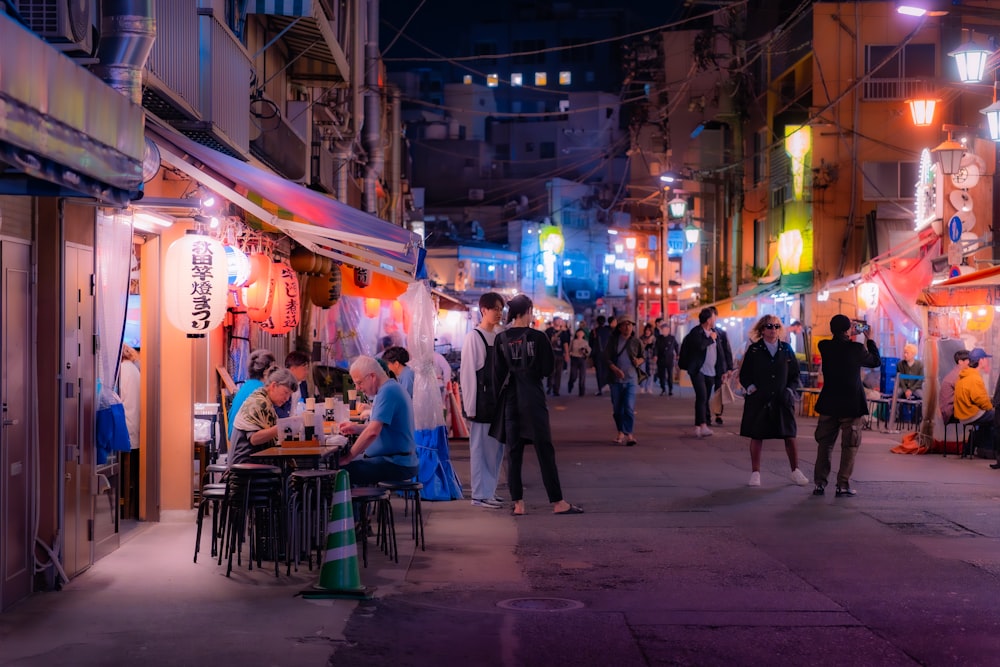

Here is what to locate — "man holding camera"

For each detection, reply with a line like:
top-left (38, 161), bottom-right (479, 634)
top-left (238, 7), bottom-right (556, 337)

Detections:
top-left (813, 314), bottom-right (881, 497)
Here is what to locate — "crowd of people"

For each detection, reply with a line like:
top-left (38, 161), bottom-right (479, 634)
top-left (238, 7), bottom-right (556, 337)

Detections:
top-left (221, 292), bottom-right (1000, 513)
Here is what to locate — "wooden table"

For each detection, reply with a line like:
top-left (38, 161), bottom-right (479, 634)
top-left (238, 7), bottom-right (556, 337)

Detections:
top-left (250, 445), bottom-right (343, 476)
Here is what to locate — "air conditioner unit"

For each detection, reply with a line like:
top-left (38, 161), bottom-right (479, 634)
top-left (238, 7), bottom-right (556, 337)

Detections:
top-left (14, 0), bottom-right (98, 57)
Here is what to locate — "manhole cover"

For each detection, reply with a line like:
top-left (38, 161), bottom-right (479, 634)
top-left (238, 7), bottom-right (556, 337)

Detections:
top-left (496, 597), bottom-right (584, 612)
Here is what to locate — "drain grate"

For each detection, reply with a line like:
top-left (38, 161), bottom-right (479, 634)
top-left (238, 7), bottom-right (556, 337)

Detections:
top-left (496, 597), bottom-right (585, 612)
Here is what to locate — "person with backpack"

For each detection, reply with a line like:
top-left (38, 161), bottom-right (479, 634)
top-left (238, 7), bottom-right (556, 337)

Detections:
top-left (589, 315), bottom-right (614, 396)
top-left (460, 292), bottom-right (507, 509)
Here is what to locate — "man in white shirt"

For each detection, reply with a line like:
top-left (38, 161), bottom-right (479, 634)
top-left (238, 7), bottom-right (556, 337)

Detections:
top-left (459, 293), bottom-right (507, 508)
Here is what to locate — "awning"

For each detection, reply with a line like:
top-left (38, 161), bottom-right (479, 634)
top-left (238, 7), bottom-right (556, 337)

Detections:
top-left (147, 123), bottom-right (420, 280)
top-left (687, 294), bottom-right (758, 321)
top-left (532, 294), bottom-right (575, 318)
top-left (0, 15), bottom-right (145, 205)
top-left (248, 1), bottom-right (350, 84)
top-left (432, 289), bottom-right (470, 312)
top-left (731, 281), bottom-right (781, 310)
top-left (920, 265), bottom-right (1000, 307)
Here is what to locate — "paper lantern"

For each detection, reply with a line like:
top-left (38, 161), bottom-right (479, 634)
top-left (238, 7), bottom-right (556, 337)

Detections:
top-left (259, 260), bottom-right (300, 335)
top-left (163, 231), bottom-right (228, 337)
top-left (224, 245), bottom-right (251, 287)
top-left (244, 254), bottom-right (274, 321)
top-left (364, 297), bottom-right (381, 318)
top-left (307, 270), bottom-right (342, 308)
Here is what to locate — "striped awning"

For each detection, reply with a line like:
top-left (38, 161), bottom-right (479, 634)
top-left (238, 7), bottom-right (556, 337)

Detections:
top-left (249, 1), bottom-right (349, 84)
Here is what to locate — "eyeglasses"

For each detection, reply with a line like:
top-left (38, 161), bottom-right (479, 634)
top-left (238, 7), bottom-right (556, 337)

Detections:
top-left (763, 323), bottom-right (782, 330)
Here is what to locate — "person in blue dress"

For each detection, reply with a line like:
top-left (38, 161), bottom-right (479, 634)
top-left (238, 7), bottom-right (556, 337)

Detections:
top-left (337, 355), bottom-right (418, 485)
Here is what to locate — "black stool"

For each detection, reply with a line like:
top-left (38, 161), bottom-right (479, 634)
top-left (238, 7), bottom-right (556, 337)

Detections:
top-left (221, 463), bottom-right (285, 577)
top-left (350, 487), bottom-right (397, 567)
top-left (194, 485), bottom-right (227, 563)
top-left (288, 469), bottom-right (339, 569)
top-left (944, 417), bottom-right (962, 457)
top-left (378, 480), bottom-right (424, 551)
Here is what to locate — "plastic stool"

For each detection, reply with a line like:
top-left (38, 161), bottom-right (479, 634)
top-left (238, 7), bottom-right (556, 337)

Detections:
top-left (378, 480), bottom-right (424, 551)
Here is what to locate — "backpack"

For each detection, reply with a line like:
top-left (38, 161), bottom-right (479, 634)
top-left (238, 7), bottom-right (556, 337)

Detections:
top-left (471, 329), bottom-right (497, 423)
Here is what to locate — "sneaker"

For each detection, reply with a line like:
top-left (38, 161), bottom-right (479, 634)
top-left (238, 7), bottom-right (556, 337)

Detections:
top-left (491, 496), bottom-right (506, 504)
top-left (695, 426), bottom-right (705, 438)
top-left (790, 469), bottom-right (809, 486)
top-left (748, 471), bottom-right (761, 487)
top-left (812, 484), bottom-right (825, 496)
top-left (835, 485), bottom-right (857, 497)
top-left (472, 498), bottom-right (503, 508)
top-left (700, 425), bottom-right (714, 437)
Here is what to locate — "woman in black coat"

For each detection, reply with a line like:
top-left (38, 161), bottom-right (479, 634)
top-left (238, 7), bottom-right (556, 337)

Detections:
top-left (490, 294), bottom-right (583, 516)
top-left (738, 315), bottom-right (809, 488)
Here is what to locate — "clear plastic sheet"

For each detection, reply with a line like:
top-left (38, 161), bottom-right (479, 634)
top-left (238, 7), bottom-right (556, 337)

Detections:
top-left (398, 282), bottom-right (445, 431)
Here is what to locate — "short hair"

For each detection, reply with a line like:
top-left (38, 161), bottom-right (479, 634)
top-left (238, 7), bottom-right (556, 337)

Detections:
top-left (596, 315), bottom-right (606, 326)
top-left (382, 346), bottom-right (410, 365)
top-left (350, 355), bottom-right (388, 381)
top-left (709, 306), bottom-right (719, 316)
top-left (698, 307), bottom-right (715, 324)
top-left (247, 349), bottom-right (277, 380)
top-left (954, 349), bottom-right (971, 364)
top-left (479, 291), bottom-right (504, 311)
top-left (903, 343), bottom-right (918, 357)
top-left (265, 368), bottom-right (298, 391)
top-left (285, 350), bottom-right (310, 368)
top-left (121, 344), bottom-right (139, 362)
top-left (506, 294), bottom-right (533, 322)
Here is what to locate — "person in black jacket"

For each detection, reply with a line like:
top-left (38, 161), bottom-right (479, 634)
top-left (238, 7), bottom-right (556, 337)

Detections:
top-left (678, 307), bottom-right (720, 437)
top-left (654, 322), bottom-right (679, 396)
top-left (589, 315), bottom-right (614, 396)
top-left (813, 314), bottom-right (881, 497)
top-left (739, 315), bottom-right (809, 487)
top-left (709, 306), bottom-right (735, 424)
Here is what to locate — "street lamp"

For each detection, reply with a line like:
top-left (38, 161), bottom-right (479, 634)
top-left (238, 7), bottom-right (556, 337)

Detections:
top-left (950, 37), bottom-right (992, 83)
top-left (931, 132), bottom-right (967, 175)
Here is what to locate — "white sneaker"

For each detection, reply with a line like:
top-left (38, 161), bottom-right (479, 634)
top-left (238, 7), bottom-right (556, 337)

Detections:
top-left (695, 426), bottom-right (704, 438)
top-left (700, 425), bottom-right (714, 437)
top-left (471, 498), bottom-right (502, 509)
top-left (749, 471), bottom-right (761, 487)
top-left (790, 469), bottom-right (809, 486)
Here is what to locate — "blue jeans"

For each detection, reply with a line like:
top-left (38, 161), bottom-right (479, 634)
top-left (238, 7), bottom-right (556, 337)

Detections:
top-left (610, 380), bottom-right (636, 435)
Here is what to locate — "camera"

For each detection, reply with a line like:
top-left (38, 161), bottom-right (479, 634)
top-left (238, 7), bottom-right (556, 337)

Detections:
top-left (852, 320), bottom-right (870, 335)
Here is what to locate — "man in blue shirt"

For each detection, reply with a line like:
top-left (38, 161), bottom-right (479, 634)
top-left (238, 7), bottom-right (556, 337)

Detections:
top-left (337, 355), bottom-right (418, 486)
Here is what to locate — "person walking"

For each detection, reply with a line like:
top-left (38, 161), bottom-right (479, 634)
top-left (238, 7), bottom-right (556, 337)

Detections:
top-left (654, 322), bottom-right (679, 396)
top-left (739, 315), bottom-right (809, 487)
top-left (678, 307), bottom-right (720, 437)
top-left (709, 306), bottom-right (735, 425)
top-left (567, 328), bottom-right (591, 397)
top-left (490, 295), bottom-right (583, 516)
top-left (589, 315), bottom-right (613, 396)
top-left (604, 317), bottom-right (643, 446)
top-left (638, 323), bottom-right (657, 394)
top-left (545, 317), bottom-right (570, 396)
top-left (459, 292), bottom-right (507, 509)
top-left (813, 315), bottom-right (881, 497)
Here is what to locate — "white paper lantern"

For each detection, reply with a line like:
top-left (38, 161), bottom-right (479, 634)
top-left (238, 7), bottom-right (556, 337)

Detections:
top-left (164, 231), bottom-right (228, 337)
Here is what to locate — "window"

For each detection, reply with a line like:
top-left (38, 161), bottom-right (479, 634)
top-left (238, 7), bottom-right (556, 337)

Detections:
top-left (559, 71), bottom-right (572, 86)
top-left (753, 218), bottom-right (769, 271)
top-left (753, 128), bottom-right (768, 185)
top-left (474, 41), bottom-right (498, 66)
top-left (511, 73), bottom-right (523, 87)
top-left (463, 75), bottom-right (472, 85)
top-left (862, 161), bottom-right (918, 200)
top-left (487, 74), bottom-right (499, 87)
top-left (560, 38), bottom-right (594, 64)
top-left (864, 44), bottom-right (935, 100)
top-left (535, 72), bottom-right (547, 86)
top-left (558, 100), bottom-right (570, 112)
top-left (513, 39), bottom-right (545, 65)
top-left (540, 142), bottom-right (556, 159)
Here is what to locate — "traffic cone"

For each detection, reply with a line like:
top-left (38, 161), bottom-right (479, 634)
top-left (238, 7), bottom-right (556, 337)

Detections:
top-left (300, 469), bottom-right (374, 599)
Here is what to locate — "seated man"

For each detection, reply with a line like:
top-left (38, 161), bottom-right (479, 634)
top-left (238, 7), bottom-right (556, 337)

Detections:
top-left (954, 348), bottom-right (994, 428)
top-left (940, 349), bottom-right (971, 424)
top-left (337, 355), bottom-right (418, 486)
top-left (896, 343), bottom-right (924, 400)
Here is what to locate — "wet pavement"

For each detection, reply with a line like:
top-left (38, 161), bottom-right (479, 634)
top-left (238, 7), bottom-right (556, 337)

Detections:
top-left (2, 384), bottom-right (1000, 666)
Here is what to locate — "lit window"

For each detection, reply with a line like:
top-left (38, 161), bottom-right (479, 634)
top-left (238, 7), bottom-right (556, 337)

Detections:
top-left (511, 73), bottom-right (523, 86)
top-left (487, 74), bottom-right (499, 87)
top-left (558, 100), bottom-right (569, 112)
top-left (559, 71), bottom-right (571, 85)
top-left (535, 72), bottom-right (547, 86)
top-left (463, 75), bottom-right (472, 85)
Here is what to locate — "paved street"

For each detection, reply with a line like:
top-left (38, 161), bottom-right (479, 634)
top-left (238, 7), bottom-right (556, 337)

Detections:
top-left (3, 384), bottom-right (1000, 666)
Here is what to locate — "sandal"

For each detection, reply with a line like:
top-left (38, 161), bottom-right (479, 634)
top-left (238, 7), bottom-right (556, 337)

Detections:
top-left (625, 437), bottom-right (637, 447)
top-left (554, 504), bottom-right (584, 515)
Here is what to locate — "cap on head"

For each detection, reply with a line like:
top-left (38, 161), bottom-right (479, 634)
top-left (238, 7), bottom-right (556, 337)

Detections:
top-left (970, 347), bottom-right (993, 363)
top-left (617, 317), bottom-right (635, 328)
top-left (830, 314), bottom-right (852, 334)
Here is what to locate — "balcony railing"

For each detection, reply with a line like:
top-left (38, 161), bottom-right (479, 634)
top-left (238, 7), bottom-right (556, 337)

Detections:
top-left (863, 77), bottom-right (934, 101)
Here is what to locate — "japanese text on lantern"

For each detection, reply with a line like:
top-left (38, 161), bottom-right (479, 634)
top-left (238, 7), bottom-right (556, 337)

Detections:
top-left (189, 240), bottom-right (216, 330)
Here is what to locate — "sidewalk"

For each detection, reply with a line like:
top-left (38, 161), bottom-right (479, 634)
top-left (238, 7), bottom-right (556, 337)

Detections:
top-left (3, 388), bottom-right (1000, 666)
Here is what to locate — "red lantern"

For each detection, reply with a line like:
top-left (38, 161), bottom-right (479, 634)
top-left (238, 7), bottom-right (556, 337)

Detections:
top-left (163, 231), bottom-right (228, 337)
top-left (244, 254), bottom-right (275, 321)
top-left (364, 297), bottom-right (381, 318)
top-left (259, 261), bottom-right (300, 335)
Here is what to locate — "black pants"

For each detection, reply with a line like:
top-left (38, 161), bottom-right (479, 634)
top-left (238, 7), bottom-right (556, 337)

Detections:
top-left (567, 357), bottom-right (587, 395)
top-left (689, 371), bottom-right (715, 426)
top-left (656, 362), bottom-right (674, 393)
top-left (508, 438), bottom-right (563, 503)
top-left (547, 356), bottom-right (566, 395)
